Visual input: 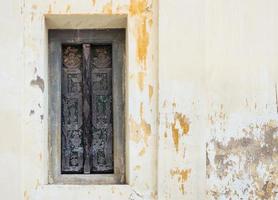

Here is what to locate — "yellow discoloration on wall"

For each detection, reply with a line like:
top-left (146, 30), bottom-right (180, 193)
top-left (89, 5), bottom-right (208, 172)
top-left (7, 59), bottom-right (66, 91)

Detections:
top-left (137, 71), bottom-right (145, 91)
top-left (136, 16), bottom-right (149, 66)
top-left (129, 116), bottom-right (151, 146)
top-left (102, 2), bottom-right (112, 14)
top-left (174, 112), bottom-right (190, 136)
top-left (91, 0), bottom-right (96, 6)
top-left (129, 0), bottom-right (147, 16)
top-left (171, 112), bottom-right (190, 152)
top-left (148, 85), bottom-right (153, 100)
top-left (170, 168), bottom-right (191, 195)
top-left (129, 0), bottom-right (150, 66)
top-left (171, 123), bottom-right (179, 152)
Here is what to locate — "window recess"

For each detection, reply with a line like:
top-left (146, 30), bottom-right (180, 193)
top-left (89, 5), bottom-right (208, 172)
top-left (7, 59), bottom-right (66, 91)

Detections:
top-left (49, 30), bottom-right (125, 184)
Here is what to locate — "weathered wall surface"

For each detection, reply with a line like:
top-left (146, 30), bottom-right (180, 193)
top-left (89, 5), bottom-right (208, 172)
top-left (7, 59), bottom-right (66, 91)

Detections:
top-left (158, 0), bottom-right (278, 199)
top-left (0, 1), bottom-right (23, 200)
top-left (205, 1), bottom-right (278, 199)
top-left (0, 0), bottom-right (278, 199)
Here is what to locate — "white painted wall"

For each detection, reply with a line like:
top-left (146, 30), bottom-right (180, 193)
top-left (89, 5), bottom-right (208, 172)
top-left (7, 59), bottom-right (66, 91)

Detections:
top-left (0, 0), bottom-right (277, 199)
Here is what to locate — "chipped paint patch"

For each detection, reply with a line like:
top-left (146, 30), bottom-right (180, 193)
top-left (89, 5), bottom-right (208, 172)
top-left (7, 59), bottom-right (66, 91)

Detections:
top-left (207, 119), bottom-right (278, 199)
top-left (30, 75), bottom-right (44, 92)
top-left (170, 168), bottom-right (191, 195)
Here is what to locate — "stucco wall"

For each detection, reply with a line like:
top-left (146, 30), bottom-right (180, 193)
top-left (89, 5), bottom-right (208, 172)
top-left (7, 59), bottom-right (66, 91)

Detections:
top-left (0, 0), bottom-right (277, 199)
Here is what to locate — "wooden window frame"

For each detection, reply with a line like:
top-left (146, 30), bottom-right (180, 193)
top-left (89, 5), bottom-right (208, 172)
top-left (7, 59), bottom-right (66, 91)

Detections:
top-left (48, 29), bottom-right (125, 184)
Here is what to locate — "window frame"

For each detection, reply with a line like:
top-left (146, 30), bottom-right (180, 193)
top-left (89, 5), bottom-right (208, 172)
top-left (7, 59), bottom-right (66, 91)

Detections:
top-left (48, 29), bottom-right (125, 184)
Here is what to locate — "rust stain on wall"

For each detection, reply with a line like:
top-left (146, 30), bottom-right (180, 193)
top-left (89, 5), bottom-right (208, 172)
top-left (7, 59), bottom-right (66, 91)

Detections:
top-left (170, 168), bottom-right (191, 195)
top-left (207, 120), bottom-right (278, 199)
top-left (102, 2), bottom-right (112, 14)
top-left (30, 75), bottom-right (44, 92)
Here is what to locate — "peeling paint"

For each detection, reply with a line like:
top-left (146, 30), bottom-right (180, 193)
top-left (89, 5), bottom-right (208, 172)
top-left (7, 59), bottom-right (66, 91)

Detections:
top-left (30, 75), bottom-right (44, 92)
top-left (207, 119), bottom-right (278, 199)
top-left (170, 168), bottom-right (191, 195)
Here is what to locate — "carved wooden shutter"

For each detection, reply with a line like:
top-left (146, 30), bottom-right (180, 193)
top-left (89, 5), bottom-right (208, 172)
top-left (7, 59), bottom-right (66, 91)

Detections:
top-left (61, 44), bottom-right (113, 174)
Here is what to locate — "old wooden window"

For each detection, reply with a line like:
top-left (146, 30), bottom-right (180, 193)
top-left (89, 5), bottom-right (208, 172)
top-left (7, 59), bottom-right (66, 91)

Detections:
top-left (49, 30), bottom-right (125, 184)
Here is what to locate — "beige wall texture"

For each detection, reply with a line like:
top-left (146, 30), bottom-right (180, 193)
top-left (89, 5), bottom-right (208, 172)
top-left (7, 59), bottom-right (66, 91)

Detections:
top-left (0, 0), bottom-right (277, 200)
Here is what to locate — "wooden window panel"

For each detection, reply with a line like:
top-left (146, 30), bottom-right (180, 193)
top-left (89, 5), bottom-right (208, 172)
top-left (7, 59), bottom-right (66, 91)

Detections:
top-left (49, 30), bottom-right (125, 184)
